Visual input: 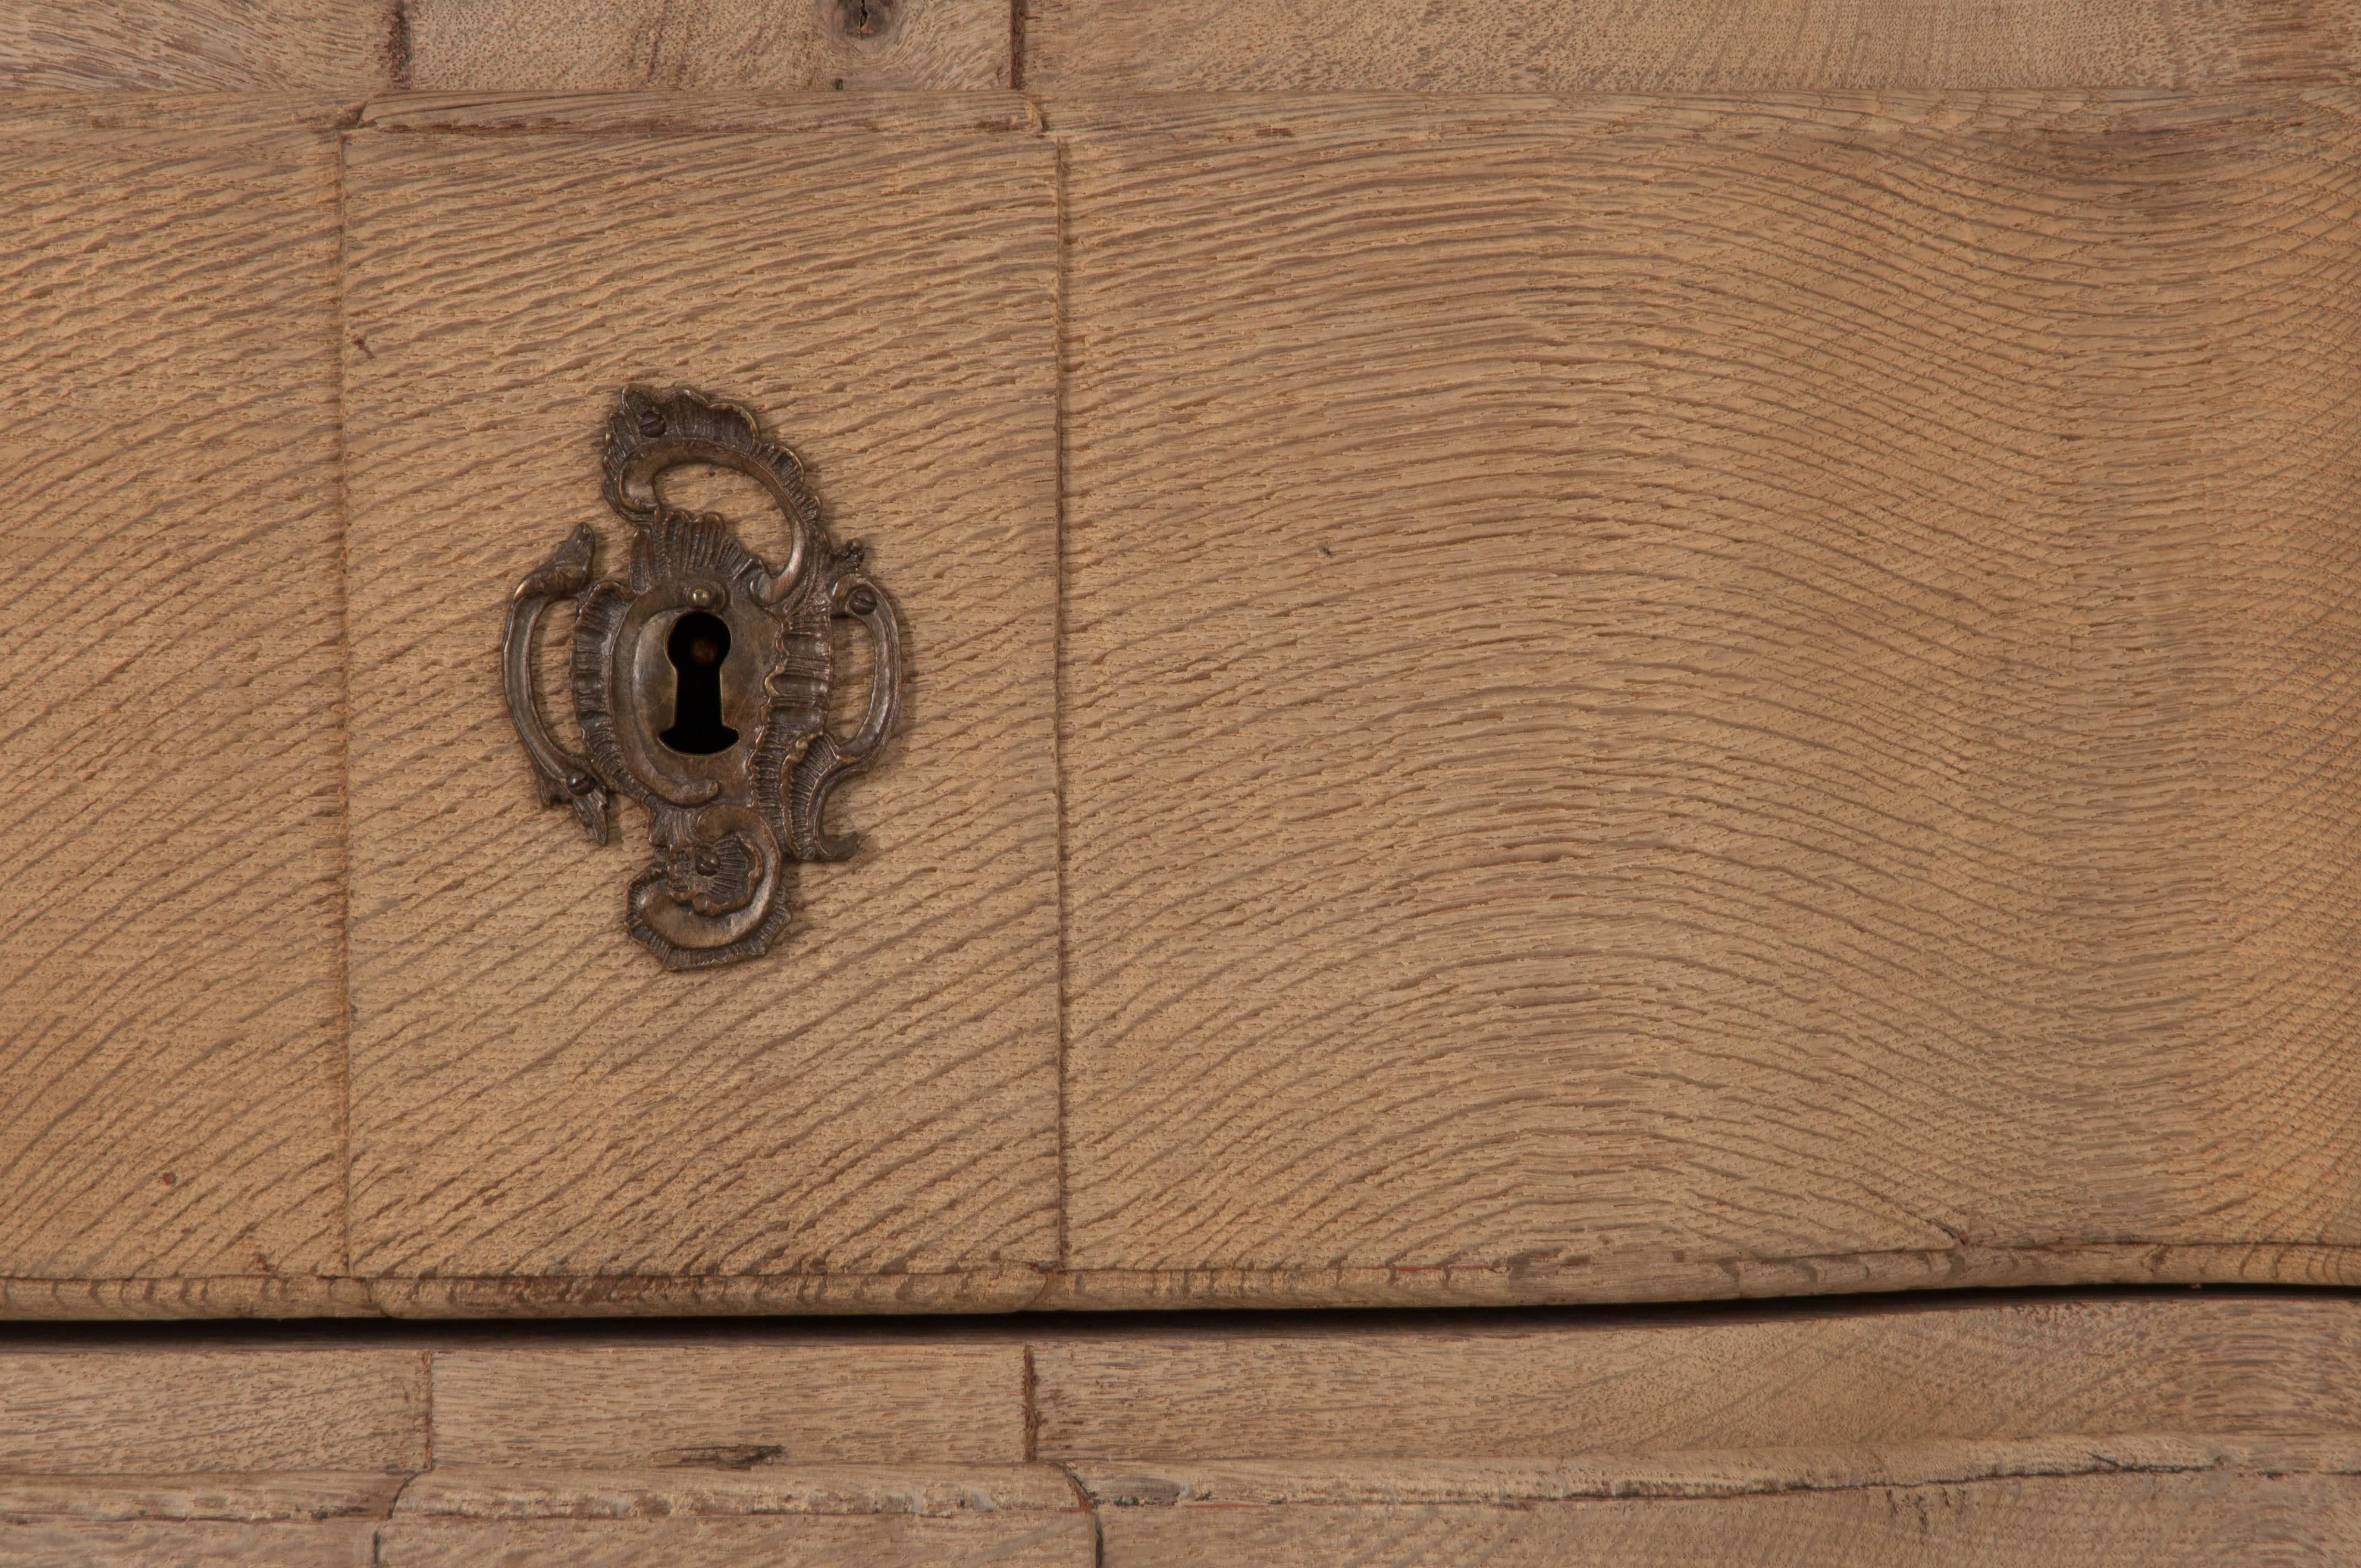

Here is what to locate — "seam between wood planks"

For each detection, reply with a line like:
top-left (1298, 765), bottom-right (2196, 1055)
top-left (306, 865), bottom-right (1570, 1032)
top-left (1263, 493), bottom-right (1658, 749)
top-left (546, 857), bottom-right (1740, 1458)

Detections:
top-left (10, 1241), bottom-right (2361, 1319)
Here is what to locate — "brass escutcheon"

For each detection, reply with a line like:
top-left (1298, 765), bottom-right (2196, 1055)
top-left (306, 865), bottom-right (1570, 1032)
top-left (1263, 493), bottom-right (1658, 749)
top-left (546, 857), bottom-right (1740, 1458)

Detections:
top-left (500, 386), bottom-right (904, 970)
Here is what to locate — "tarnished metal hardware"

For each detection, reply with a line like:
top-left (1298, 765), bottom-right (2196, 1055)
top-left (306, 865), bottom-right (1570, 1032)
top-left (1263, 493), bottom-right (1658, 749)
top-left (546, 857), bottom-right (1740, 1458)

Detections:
top-left (501, 386), bottom-right (903, 971)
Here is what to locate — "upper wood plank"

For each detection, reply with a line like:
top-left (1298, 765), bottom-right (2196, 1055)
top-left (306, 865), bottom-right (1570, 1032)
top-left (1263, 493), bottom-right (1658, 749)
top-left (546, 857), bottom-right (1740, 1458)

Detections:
top-left (0, 1), bottom-right (394, 90)
top-left (0, 125), bottom-right (350, 1281)
top-left (338, 128), bottom-right (1063, 1281)
top-left (1057, 92), bottom-right (2361, 1292)
top-left (405, 0), bottom-right (1013, 90)
top-left (1022, 0), bottom-right (2360, 91)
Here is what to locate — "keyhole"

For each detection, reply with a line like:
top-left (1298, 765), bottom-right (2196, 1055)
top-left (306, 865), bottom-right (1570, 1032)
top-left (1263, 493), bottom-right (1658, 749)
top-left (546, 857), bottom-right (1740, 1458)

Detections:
top-left (661, 611), bottom-right (738, 754)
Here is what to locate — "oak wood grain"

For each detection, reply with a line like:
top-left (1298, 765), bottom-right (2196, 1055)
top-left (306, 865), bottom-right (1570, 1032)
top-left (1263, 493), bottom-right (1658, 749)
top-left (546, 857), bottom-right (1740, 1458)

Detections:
top-left (0, 1302), bottom-right (2355, 1557)
top-left (1057, 90), bottom-right (2361, 1292)
top-left (363, 1266), bottom-right (1048, 1317)
top-left (0, 1521), bottom-right (378, 1567)
top-left (6, 91), bottom-right (2361, 1319)
top-left (338, 129), bottom-right (1062, 1280)
top-left (0, 1276), bottom-right (382, 1320)
top-left (0, 1348), bottom-right (429, 1473)
top-left (375, 1515), bottom-right (1096, 1566)
top-left (1070, 1435), bottom-right (2361, 1506)
top-left (0, 91), bottom-right (359, 132)
top-left (0, 0), bottom-right (394, 90)
top-left (1095, 1471), bottom-right (2361, 1567)
top-left (406, 0), bottom-right (1012, 91)
top-left (430, 1342), bottom-right (1027, 1467)
top-left (353, 88), bottom-right (1038, 134)
top-left (1022, 0), bottom-right (2361, 92)
top-left (394, 1463), bottom-right (1076, 1517)
top-left (1033, 1297), bottom-right (2361, 1460)
top-left (0, 125), bottom-right (351, 1283)
top-left (0, 1474), bottom-right (405, 1523)
top-left (14, 1243), bottom-right (2361, 1319)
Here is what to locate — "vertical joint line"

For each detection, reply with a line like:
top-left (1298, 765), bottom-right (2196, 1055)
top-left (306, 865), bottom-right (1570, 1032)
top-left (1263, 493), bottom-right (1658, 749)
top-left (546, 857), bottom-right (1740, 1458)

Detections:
top-left (330, 127), bottom-right (359, 1281)
top-left (421, 1347), bottom-right (436, 1472)
top-left (1051, 135), bottom-right (1073, 1271)
top-left (1022, 1344), bottom-right (1040, 1460)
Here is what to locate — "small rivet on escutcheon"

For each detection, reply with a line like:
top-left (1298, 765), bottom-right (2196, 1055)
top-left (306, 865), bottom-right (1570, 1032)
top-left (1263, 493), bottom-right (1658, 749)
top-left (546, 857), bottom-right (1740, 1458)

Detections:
top-left (687, 585), bottom-right (719, 609)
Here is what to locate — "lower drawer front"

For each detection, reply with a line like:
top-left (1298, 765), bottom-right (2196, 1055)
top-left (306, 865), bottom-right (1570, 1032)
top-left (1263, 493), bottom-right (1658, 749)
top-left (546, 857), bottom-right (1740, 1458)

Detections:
top-left (3, 1298), bottom-right (2360, 1562)
top-left (1, 91), bottom-right (2358, 1313)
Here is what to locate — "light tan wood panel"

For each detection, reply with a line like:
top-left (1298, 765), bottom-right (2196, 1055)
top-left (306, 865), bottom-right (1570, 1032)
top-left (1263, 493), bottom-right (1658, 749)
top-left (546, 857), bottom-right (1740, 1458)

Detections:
top-left (407, 0), bottom-right (1011, 90)
top-left (0, 1277), bottom-right (377, 1321)
top-left (1071, 1436), bottom-right (2361, 1506)
top-left (1056, 92), bottom-right (2361, 1300)
top-left (0, 125), bottom-right (349, 1282)
top-left (0, 1348), bottom-right (428, 1472)
top-left (1097, 1471), bottom-right (2361, 1567)
top-left (0, 1), bottom-right (393, 90)
top-left (0, 1474), bottom-right (405, 1523)
top-left (395, 1463), bottom-right (1077, 1517)
top-left (353, 89), bottom-right (1037, 134)
top-left (431, 1343), bottom-right (1027, 1466)
top-left (0, 92), bottom-right (359, 133)
top-left (2206, 92), bottom-right (2361, 1245)
top-left (339, 128), bottom-right (1062, 1283)
top-left (377, 1515), bottom-right (1096, 1567)
top-left (0, 1521), bottom-right (377, 1567)
top-left (1035, 1297), bottom-right (2361, 1459)
top-left (1022, 1), bottom-right (2360, 92)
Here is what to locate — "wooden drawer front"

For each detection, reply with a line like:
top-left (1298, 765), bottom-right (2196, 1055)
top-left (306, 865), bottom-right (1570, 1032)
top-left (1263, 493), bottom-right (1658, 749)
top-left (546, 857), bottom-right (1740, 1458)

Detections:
top-left (4, 1298), bottom-right (2361, 1563)
top-left (0, 124), bottom-right (348, 1281)
top-left (339, 129), bottom-right (1063, 1281)
top-left (1057, 95), bottom-right (2361, 1281)
top-left (0, 93), bottom-right (2358, 1315)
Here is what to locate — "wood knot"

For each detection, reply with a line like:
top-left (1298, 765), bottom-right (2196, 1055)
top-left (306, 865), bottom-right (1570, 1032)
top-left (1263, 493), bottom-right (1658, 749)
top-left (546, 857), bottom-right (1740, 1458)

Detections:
top-left (837, 0), bottom-right (896, 38)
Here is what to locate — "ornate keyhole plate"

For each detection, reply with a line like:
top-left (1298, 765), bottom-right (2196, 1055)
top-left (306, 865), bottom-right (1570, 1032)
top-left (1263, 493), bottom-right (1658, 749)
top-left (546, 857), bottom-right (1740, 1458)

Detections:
top-left (500, 386), bottom-right (903, 971)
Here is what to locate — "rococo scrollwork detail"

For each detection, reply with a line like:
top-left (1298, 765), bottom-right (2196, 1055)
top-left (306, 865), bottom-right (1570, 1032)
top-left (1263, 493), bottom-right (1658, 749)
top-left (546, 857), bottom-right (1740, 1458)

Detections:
top-left (500, 386), bottom-right (903, 970)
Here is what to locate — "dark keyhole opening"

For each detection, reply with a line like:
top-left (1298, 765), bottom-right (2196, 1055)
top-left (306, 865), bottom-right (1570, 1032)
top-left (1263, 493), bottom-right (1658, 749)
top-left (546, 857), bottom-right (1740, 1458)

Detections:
top-left (661, 611), bottom-right (739, 754)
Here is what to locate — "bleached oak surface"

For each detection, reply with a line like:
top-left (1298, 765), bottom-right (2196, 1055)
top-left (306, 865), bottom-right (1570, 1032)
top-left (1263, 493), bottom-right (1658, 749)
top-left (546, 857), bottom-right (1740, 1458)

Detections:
top-left (394, 1463), bottom-right (1079, 1518)
top-left (406, 0), bottom-right (1014, 91)
top-left (0, 92), bottom-right (2358, 1313)
top-left (1029, 1297), bottom-right (2361, 1458)
top-left (1022, 0), bottom-right (2361, 92)
top-left (0, 1347), bottom-right (428, 1472)
top-left (0, 1521), bottom-right (381, 1567)
top-left (352, 88), bottom-right (1038, 133)
top-left (1057, 90), bottom-right (2361, 1289)
top-left (0, 125), bottom-right (350, 1282)
top-left (0, 0), bottom-right (392, 90)
top-left (373, 1515), bottom-right (1097, 1566)
top-left (0, 0), bottom-right (1013, 92)
top-left (0, 1472), bottom-right (406, 1523)
top-left (1094, 1471), bottom-right (2361, 1567)
top-left (2, 1303), bottom-right (2360, 1560)
top-left (429, 1343), bottom-right (1027, 1467)
top-left (338, 128), bottom-right (1063, 1281)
